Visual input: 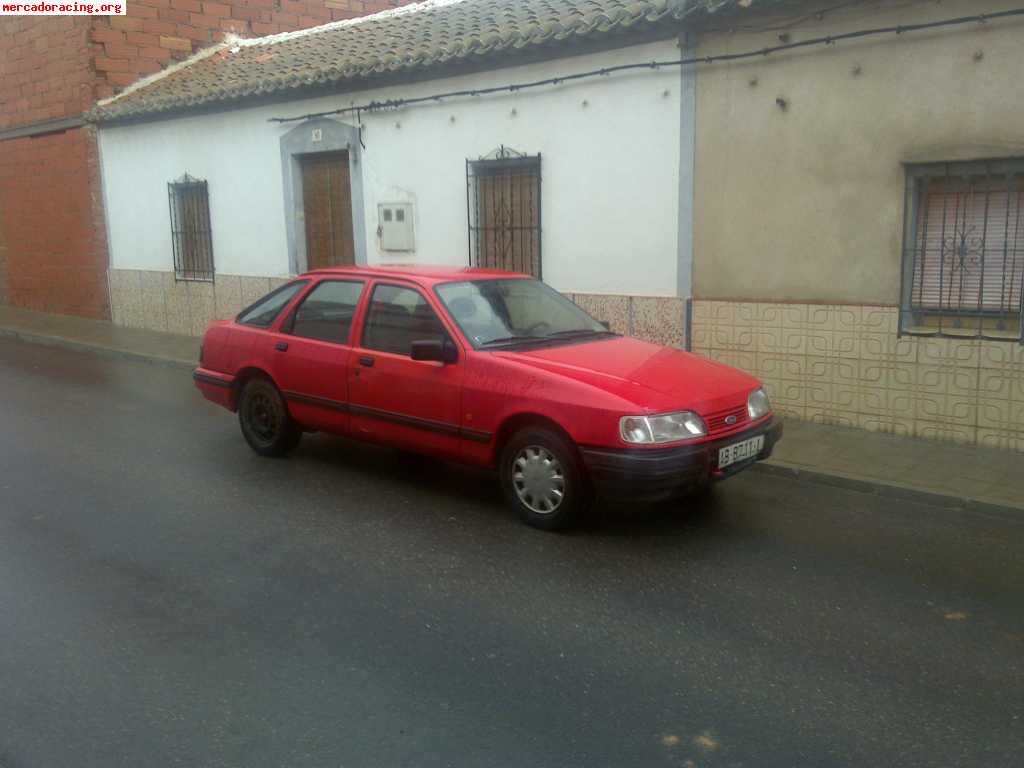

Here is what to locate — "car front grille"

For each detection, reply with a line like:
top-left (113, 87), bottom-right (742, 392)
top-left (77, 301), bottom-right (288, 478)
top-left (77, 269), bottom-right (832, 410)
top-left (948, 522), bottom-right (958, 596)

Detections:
top-left (704, 404), bottom-right (749, 437)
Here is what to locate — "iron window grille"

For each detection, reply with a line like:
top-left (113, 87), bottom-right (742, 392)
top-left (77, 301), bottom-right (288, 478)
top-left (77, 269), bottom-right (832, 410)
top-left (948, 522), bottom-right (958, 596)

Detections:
top-left (900, 159), bottom-right (1024, 341)
top-left (467, 146), bottom-right (542, 279)
top-left (168, 174), bottom-right (215, 282)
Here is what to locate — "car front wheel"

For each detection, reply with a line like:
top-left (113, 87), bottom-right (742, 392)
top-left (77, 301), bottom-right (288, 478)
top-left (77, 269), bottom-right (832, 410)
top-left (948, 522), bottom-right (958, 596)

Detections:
top-left (238, 377), bottom-right (301, 458)
top-left (499, 426), bottom-right (588, 531)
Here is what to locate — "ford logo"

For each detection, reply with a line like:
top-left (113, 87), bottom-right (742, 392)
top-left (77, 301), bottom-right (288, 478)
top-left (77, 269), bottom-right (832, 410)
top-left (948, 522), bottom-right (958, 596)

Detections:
top-left (725, 415), bottom-right (738, 425)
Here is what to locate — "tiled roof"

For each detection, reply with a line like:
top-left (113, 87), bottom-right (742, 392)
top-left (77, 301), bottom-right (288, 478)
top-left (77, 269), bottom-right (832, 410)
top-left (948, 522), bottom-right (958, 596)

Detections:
top-left (91, 0), bottom-right (732, 123)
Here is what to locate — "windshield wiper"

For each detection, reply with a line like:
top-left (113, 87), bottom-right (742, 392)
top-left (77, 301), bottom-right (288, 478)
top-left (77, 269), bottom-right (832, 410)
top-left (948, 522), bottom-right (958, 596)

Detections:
top-left (480, 329), bottom-right (616, 348)
top-left (541, 329), bottom-right (617, 340)
top-left (479, 334), bottom-right (539, 347)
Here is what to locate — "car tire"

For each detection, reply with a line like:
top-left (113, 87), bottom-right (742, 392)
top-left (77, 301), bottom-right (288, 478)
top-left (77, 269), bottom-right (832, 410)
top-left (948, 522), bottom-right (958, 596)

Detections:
top-left (238, 377), bottom-right (301, 458)
top-left (499, 426), bottom-right (589, 531)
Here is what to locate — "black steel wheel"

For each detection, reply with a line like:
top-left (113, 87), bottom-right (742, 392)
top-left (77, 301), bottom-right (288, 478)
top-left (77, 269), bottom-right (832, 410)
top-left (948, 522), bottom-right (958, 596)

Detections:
top-left (238, 377), bottom-right (301, 458)
top-left (499, 426), bottom-right (589, 531)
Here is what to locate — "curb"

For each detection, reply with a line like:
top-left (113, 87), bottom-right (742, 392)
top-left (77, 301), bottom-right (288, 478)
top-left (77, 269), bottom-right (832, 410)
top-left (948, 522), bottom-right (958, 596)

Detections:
top-left (0, 327), bottom-right (195, 371)
top-left (752, 461), bottom-right (1024, 520)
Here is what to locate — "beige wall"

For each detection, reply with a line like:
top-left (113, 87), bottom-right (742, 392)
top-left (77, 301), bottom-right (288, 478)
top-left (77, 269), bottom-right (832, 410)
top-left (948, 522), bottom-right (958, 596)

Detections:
top-left (691, 0), bottom-right (1024, 452)
top-left (693, 0), bottom-right (1024, 304)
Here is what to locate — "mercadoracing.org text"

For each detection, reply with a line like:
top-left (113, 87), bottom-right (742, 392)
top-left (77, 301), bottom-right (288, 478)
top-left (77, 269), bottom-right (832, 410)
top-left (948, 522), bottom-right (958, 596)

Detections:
top-left (2, 1), bottom-right (125, 13)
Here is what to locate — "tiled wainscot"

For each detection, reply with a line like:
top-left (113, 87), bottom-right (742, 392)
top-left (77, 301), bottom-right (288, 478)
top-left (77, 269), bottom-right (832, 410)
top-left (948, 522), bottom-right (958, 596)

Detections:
top-left (569, 293), bottom-right (685, 349)
top-left (108, 270), bottom-right (688, 351)
top-left (689, 301), bottom-right (1024, 452)
top-left (108, 269), bottom-right (291, 337)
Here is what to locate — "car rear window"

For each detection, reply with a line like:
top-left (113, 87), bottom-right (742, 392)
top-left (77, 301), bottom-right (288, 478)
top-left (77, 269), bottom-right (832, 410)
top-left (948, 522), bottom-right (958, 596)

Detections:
top-left (237, 281), bottom-right (308, 328)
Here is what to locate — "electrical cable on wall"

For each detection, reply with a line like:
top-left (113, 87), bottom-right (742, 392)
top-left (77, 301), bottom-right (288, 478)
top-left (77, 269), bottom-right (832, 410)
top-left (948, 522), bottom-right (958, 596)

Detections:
top-left (269, 7), bottom-right (1024, 125)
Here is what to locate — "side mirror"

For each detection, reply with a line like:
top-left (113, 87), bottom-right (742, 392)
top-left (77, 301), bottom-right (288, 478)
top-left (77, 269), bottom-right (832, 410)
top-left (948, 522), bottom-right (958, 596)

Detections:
top-left (411, 339), bottom-right (459, 364)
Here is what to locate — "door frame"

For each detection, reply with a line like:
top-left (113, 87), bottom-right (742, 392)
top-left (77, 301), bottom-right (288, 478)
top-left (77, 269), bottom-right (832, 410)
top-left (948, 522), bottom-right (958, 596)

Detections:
top-left (272, 276), bottom-right (370, 435)
top-left (280, 117), bottom-right (368, 275)
top-left (346, 278), bottom-right (469, 454)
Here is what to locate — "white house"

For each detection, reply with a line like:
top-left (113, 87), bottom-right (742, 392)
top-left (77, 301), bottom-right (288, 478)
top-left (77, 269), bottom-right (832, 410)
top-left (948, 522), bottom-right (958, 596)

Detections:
top-left (93, 0), bottom-right (1024, 452)
top-left (93, 0), bottom-right (714, 344)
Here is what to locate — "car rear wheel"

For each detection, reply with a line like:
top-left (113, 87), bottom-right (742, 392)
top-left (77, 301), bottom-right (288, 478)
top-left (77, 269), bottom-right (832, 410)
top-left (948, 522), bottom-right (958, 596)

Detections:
top-left (499, 426), bottom-right (588, 531)
top-left (238, 377), bottom-right (301, 458)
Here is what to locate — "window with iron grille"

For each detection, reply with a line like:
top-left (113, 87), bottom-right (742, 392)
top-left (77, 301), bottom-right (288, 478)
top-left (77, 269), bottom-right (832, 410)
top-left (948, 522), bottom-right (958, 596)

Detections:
top-left (168, 174), bottom-right (214, 282)
top-left (467, 147), bottom-right (542, 278)
top-left (900, 159), bottom-right (1024, 340)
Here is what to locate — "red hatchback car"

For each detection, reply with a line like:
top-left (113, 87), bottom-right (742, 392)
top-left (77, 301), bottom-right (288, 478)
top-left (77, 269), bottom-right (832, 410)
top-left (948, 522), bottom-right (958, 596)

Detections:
top-left (194, 266), bottom-right (782, 529)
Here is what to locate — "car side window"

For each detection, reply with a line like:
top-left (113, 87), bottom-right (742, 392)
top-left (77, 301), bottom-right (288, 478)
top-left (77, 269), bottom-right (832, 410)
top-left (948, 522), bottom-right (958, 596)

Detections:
top-left (362, 284), bottom-right (448, 356)
top-left (288, 280), bottom-right (364, 345)
top-left (237, 281), bottom-right (308, 328)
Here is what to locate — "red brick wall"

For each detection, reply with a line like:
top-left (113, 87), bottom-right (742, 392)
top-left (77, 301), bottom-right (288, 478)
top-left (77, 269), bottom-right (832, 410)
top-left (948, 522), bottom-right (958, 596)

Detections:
top-left (0, 198), bottom-right (7, 306)
top-left (1, 0), bottom-right (415, 319)
top-left (0, 127), bottom-right (110, 319)
top-left (0, 16), bottom-right (95, 130)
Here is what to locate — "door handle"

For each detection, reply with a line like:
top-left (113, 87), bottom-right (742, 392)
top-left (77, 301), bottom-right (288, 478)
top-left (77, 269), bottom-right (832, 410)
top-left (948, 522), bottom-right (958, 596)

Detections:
top-left (275, 341), bottom-right (289, 352)
top-left (358, 355), bottom-right (375, 368)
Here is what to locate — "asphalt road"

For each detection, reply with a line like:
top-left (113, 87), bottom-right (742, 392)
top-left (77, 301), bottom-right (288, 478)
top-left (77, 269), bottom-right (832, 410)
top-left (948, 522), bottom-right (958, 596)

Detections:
top-left (1, 336), bottom-right (1022, 768)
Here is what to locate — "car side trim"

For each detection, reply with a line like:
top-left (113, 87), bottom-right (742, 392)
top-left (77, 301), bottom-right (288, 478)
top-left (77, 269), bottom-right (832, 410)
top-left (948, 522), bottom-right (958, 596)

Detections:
top-left (460, 427), bottom-right (492, 444)
top-left (282, 391), bottom-right (350, 413)
top-left (350, 403), bottom-right (493, 442)
top-left (280, 394), bottom-right (493, 442)
top-left (350, 403), bottom-right (459, 435)
top-left (193, 370), bottom-right (233, 388)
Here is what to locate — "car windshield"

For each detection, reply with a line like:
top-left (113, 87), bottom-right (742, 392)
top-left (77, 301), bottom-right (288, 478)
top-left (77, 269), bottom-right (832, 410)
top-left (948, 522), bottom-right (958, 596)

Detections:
top-left (436, 278), bottom-right (611, 348)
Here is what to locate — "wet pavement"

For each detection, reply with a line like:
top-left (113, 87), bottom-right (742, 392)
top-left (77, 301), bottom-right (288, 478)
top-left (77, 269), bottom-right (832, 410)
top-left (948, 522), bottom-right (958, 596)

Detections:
top-left (7, 302), bottom-right (1023, 516)
top-left (1, 336), bottom-right (1022, 767)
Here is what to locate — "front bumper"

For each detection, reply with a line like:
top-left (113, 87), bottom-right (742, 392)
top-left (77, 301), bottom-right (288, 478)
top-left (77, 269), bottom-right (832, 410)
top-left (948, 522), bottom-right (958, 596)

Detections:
top-left (580, 417), bottom-right (783, 502)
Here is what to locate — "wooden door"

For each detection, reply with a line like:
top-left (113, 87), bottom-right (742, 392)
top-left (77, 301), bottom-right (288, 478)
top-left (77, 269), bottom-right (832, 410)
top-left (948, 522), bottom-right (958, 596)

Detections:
top-left (301, 151), bottom-right (355, 269)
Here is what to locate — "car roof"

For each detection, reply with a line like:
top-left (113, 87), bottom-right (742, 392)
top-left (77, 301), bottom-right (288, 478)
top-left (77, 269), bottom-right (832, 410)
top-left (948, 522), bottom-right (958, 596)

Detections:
top-left (302, 265), bottom-right (530, 286)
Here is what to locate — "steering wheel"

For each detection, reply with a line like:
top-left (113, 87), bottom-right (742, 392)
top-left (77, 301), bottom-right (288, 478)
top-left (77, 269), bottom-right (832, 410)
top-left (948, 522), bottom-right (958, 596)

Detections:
top-left (523, 321), bottom-right (552, 337)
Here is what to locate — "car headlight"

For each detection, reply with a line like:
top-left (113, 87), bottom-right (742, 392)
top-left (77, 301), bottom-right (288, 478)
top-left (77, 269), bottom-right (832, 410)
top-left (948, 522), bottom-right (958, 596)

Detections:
top-left (620, 411), bottom-right (707, 444)
top-left (747, 387), bottom-right (771, 420)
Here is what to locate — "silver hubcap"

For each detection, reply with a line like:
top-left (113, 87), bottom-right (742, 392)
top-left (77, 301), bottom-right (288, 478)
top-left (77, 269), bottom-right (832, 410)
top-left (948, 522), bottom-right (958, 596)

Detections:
top-left (512, 445), bottom-right (565, 515)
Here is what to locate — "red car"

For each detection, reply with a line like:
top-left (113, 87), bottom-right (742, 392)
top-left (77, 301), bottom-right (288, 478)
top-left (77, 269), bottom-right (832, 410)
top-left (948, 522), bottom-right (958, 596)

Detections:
top-left (194, 266), bottom-right (782, 530)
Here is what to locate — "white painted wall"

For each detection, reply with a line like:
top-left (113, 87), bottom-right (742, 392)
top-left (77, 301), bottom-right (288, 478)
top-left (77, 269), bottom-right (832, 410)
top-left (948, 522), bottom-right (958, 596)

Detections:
top-left (99, 39), bottom-right (683, 296)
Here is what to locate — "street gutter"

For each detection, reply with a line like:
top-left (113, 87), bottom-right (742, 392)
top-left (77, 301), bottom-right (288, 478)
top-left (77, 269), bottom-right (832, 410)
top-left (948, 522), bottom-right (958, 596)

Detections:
top-left (753, 461), bottom-right (1024, 520)
top-left (0, 326), bottom-right (194, 371)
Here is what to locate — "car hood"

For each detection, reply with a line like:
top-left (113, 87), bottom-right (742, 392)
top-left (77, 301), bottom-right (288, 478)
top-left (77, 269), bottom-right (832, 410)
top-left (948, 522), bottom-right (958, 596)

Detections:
top-left (497, 335), bottom-right (760, 413)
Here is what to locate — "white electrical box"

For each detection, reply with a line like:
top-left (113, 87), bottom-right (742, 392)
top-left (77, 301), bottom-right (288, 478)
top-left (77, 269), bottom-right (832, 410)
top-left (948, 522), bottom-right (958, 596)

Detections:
top-left (378, 203), bottom-right (415, 251)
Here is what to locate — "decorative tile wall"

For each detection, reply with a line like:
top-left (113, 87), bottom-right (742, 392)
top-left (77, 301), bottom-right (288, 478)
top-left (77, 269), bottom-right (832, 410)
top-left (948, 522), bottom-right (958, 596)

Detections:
top-left (109, 273), bottom-right (688, 352)
top-left (569, 293), bottom-right (685, 348)
top-left (108, 269), bottom-right (289, 337)
top-left (690, 300), bottom-right (1024, 452)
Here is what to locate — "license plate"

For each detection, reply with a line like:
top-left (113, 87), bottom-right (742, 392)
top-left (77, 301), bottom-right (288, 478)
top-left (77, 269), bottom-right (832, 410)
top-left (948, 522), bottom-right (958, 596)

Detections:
top-left (718, 435), bottom-right (765, 469)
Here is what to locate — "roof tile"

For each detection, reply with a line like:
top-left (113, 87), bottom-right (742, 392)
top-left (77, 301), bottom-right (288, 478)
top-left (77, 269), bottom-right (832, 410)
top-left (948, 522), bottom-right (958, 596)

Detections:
top-left (91, 0), bottom-right (732, 122)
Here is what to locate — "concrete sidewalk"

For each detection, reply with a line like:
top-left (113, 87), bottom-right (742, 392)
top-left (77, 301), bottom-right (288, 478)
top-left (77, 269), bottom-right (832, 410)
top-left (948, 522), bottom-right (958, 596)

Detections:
top-left (0, 304), bottom-right (196, 369)
top-left (2, 304), bottom-right (1021, 515)
top-left (765, 420), bottom-right (1024, 514)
